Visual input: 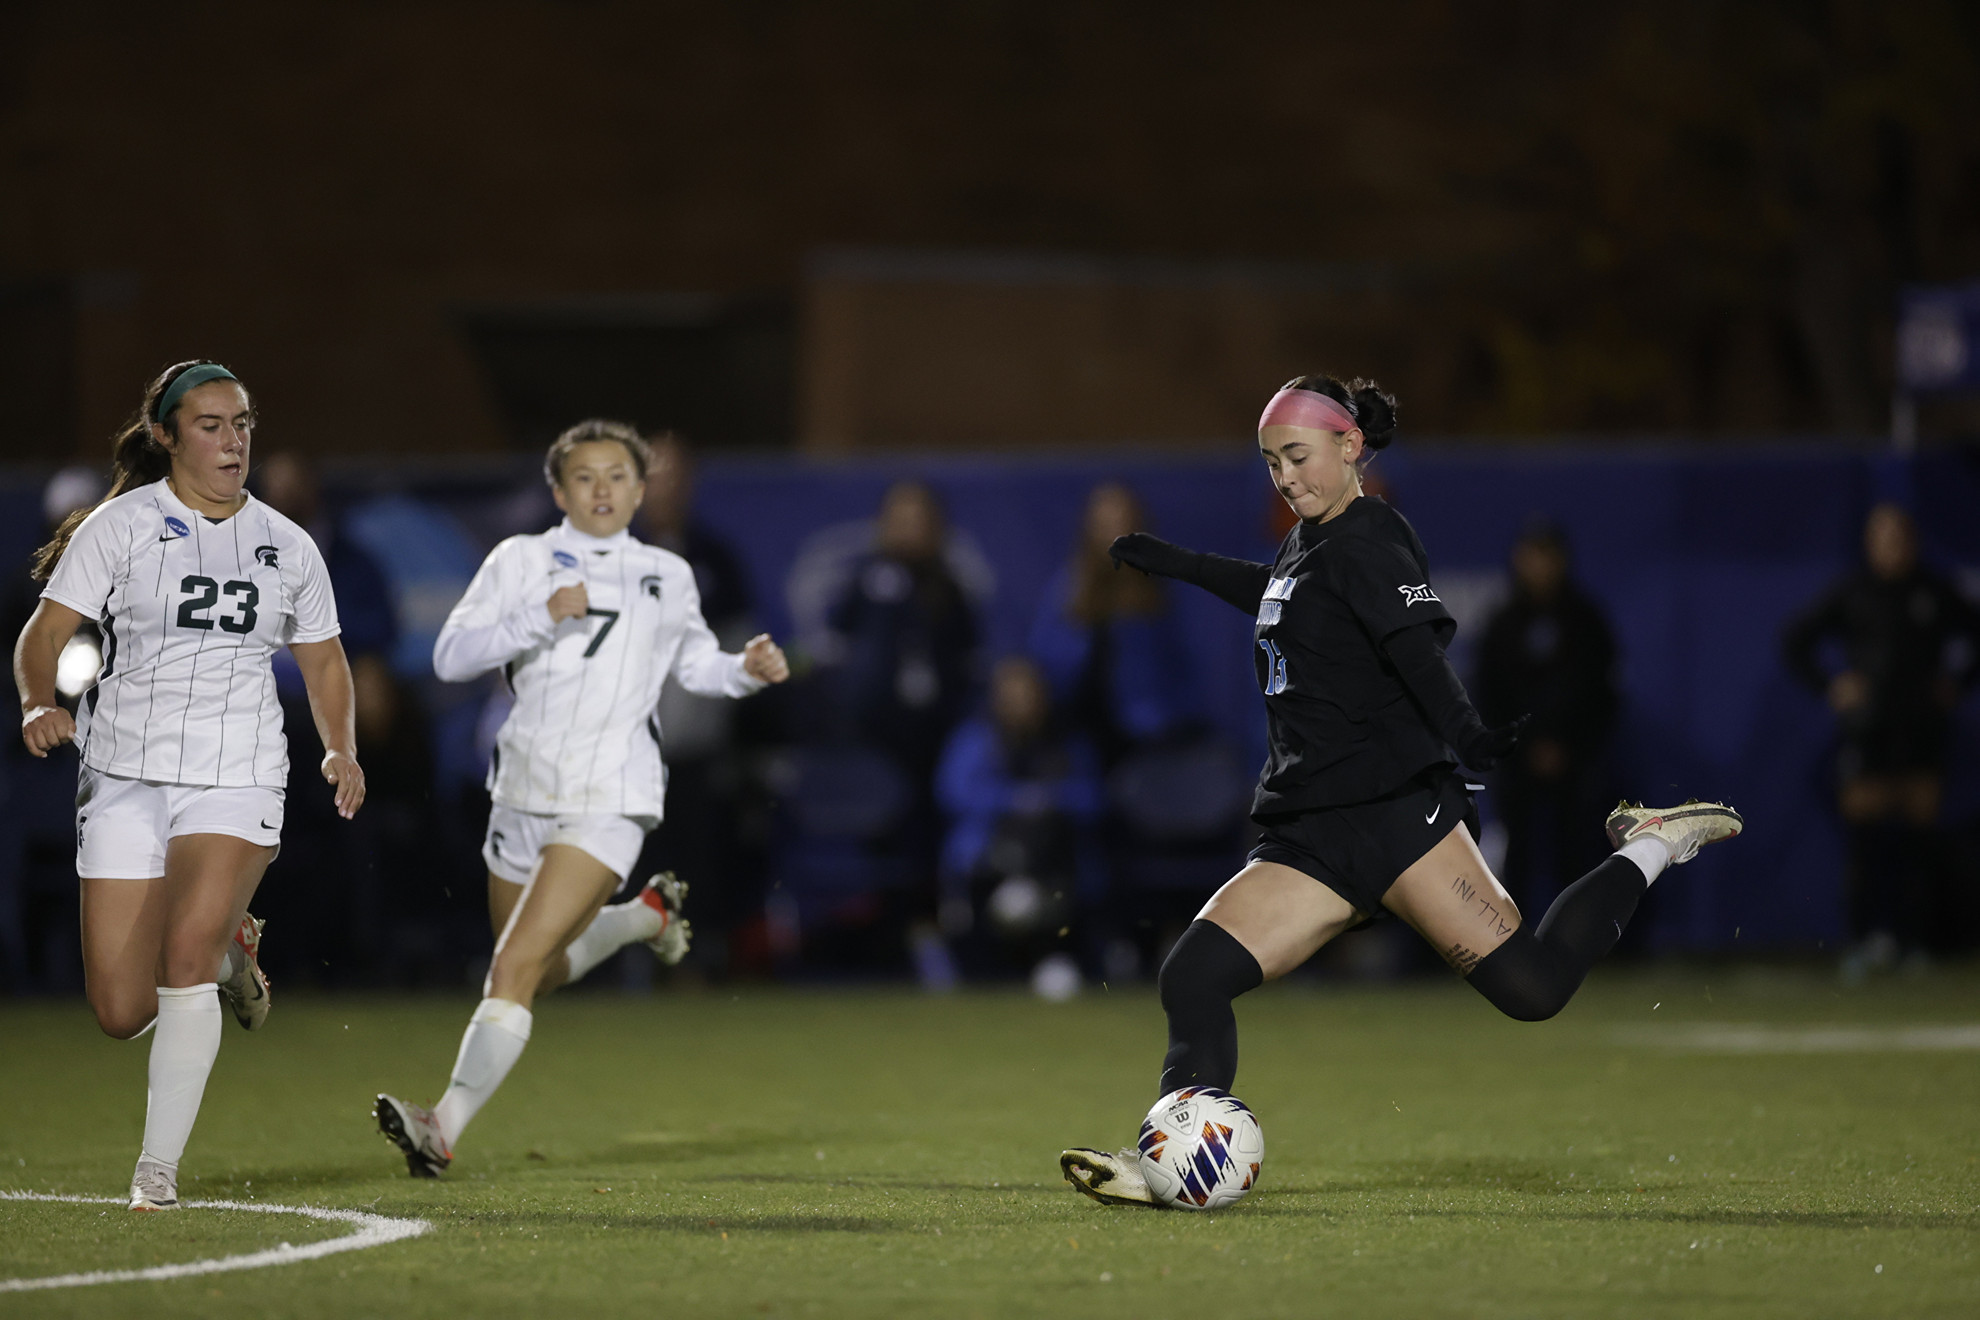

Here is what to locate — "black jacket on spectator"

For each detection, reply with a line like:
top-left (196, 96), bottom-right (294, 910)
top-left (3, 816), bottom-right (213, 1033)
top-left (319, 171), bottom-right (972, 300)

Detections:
top-left (828, 552), bottom-right (979, 775)
top-left (1782, 568), bottom-right (1980, 775)
top-left (1472, 583), bottom-right (1619, 768)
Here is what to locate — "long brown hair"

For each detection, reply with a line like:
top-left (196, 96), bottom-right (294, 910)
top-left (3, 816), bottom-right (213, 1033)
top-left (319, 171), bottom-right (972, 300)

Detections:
top-left (30, 360), bottom-right (234, 580)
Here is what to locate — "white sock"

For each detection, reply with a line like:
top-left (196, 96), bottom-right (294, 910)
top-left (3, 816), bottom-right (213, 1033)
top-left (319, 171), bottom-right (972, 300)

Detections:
top-left (432, 998), bottom-right (532, 1148)
top-left (1617, 836), bottom-right (1672, 886)
top-left (563, 895), bottom-right (666, 984)
top-left (139, 984), bottom-right (223, 1168)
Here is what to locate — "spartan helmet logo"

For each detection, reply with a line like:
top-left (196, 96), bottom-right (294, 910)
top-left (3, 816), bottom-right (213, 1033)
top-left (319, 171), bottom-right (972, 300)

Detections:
top-left (640, 575), bottom-right (663, 600)
top-left (255, 545), bottom-right (280, 568)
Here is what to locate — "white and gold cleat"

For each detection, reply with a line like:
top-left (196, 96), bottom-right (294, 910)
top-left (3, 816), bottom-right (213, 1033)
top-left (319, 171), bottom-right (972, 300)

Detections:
top-left (1605, 799), bottom-right (1744, 865)
top-left (218, 914), bottom-right (271, 1031)
top-left (128, 1156), bottom-right (179, 1211)
top-left (1061, 1147), bottom-right (1162, 1207)
top-left (638, 872), bottom-right (692, 966)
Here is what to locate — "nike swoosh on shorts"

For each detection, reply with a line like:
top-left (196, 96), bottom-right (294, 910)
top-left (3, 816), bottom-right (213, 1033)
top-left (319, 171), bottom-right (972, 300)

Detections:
top-left (1425, 803), bottom-right (1441, 825)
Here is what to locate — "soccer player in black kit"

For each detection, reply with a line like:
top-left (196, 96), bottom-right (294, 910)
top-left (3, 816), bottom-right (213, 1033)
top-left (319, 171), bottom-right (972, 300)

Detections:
top-left (1061, 374), bottom-right (1744, 1207)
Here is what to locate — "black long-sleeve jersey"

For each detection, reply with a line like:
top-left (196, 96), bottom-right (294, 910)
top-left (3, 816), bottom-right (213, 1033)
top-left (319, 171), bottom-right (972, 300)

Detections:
top-left (1133, 496), bottom-right (1489, 815)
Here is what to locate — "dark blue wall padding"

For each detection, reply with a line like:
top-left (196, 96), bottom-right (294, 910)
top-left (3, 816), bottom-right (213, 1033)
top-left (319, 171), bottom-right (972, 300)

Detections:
top-left (8, 443), bottom-right (1976, 953)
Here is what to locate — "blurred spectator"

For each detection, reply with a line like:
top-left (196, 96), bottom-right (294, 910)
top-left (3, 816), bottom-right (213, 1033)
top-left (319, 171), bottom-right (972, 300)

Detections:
top-left (1783, 503), bottom-right (1980, 978)
top-left (815, 480), bottom-right (980, 980)
top-left (259, 455), bottom-right (398, 680)
top-left (255, 453), bottom-right (405, 984)
top-left (0, 467), bottom-right (106, 990)
top-left (631, 431), bottom-right (770, 978)
top-left (1028, 482), bottom-right (1198, 764)
top-left (1472, 519), bottom-right (1620, 911)
top-left (935, 656), bottom-right (1104, 985)
top-left (635, 431), bottom-right (753, 626)
top-left (826, 480), bottom-right (980, 780)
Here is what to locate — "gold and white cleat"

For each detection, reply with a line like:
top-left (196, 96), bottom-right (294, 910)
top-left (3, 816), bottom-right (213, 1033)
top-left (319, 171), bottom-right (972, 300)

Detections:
top-left (639, 872), bottom-right (692, 966)
top-left (218, 914), bottom-right (271, 1031)
top-left (1605, 799), bottom-right (1744, 865)
top-left (1061, 1147), bottom-right (1162, 1207)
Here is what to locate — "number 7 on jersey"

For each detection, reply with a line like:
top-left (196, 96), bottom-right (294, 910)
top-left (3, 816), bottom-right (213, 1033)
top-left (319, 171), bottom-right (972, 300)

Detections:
top-left (582, 607), bottom-right (619, 658)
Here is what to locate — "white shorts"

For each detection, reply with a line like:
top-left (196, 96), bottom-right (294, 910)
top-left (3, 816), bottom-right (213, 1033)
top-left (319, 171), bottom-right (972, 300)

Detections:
top-left (482, 805), bottom-right (654, 885)
top-left (75, 765), bottom-right (285, 879)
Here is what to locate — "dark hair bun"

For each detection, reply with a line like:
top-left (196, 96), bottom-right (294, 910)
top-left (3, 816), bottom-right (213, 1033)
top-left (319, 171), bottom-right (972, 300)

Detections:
top-left (1348, 380), bottom-right (1397, 451)
top-left (1279, 372), bottom-right (1399, 455)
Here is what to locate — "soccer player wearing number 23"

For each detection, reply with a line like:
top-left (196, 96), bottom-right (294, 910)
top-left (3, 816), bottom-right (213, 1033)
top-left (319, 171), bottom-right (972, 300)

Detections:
top-left (373, 421), bottom-right (788, 1177)
top-left (16, 361), bottom-right (364, 1212)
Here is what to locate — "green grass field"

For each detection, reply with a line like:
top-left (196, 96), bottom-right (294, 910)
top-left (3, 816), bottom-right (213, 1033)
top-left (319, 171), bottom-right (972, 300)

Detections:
top-left (3, 966), bottom-right (1978, 1318)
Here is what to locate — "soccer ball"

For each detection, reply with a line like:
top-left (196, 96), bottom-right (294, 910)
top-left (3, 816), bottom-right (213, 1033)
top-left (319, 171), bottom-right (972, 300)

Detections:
top-left (1135, 1086), bottom-right (1264, 1210)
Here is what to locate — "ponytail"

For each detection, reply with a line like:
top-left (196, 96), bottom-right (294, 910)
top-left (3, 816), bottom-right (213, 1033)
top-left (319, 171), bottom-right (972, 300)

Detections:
top-left (30, 360), bottom-right (223, 580)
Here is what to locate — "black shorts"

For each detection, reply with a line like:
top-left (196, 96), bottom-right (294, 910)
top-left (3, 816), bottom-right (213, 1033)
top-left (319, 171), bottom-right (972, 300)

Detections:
top-left (1247, 769), bottom-right (1480, 917)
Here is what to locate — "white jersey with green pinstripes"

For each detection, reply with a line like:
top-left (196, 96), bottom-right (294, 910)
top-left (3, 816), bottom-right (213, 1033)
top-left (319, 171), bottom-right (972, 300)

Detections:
top-left (432, 519), bottom-right (763, 819)
top-left (39, 478), bottom-right (341, 789)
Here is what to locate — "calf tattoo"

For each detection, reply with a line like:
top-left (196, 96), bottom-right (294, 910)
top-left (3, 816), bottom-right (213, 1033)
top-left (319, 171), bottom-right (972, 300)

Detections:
top-left (1445, 942), bottom-right (1482, 974)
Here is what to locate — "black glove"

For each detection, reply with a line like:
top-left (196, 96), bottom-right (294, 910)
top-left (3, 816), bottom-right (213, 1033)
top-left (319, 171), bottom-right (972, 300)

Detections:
top-left (1460, 713), bottom-right (1530, 771)
top-left (1108, 532), bottom-right (1198, 579)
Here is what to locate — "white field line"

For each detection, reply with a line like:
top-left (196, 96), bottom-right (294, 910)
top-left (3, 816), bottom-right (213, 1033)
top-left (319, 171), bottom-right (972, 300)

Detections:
top-left (1612, 1023), bottom-right (1980, 1055)
top-left (0, 1192), bottom-right (430, 1292)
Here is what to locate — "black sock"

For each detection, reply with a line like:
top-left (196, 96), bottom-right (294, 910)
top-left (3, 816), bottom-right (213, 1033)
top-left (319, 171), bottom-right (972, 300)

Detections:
top-left (1156, 919), bottom-right (1264, 1095)
top-left (1467, 855), bottom-right (1647, 1021)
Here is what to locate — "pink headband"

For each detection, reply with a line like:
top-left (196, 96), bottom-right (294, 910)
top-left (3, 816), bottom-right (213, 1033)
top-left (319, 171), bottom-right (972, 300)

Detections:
top-left (1258, 387), bottom-right (1358, 434)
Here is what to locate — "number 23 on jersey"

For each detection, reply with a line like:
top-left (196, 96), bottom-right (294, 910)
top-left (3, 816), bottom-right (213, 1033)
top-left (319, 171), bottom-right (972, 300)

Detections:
top-left (174, 574), bottom-right (259, 634)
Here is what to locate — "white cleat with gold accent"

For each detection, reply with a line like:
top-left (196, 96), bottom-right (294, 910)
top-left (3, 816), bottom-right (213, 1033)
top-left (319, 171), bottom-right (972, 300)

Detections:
top-left (1061, 1146), bottom-right (1162, 1207)
top-left (1605, 799), bottom-right (1744, 865)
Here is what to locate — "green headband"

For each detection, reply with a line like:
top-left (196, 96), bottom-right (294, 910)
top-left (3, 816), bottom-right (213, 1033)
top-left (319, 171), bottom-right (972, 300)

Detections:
top-left (153, 364), bottom-right (239, 423)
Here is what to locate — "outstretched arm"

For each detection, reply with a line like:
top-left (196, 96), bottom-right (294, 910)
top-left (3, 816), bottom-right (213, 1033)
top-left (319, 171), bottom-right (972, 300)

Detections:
top-left (1109, 533), bottom-right (1273, 616)
top-left (1382, 621), bottom-right (1525, 771)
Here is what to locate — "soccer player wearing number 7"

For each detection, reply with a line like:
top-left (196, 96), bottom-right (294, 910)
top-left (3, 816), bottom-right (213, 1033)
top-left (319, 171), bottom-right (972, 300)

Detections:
top-left (374, 420), bottom-right (788, 1177)
top-left (1061, 374), bottom-right (1743, 1207)
top-left (15, 361), bottom-right (364, 1212)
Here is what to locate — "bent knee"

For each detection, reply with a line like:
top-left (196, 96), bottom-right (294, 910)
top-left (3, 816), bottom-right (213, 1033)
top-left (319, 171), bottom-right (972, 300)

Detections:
top-left (1465, 969), bottom-right (1573, 1022)
top-left (90, 996), bottom-right (157, 1040)
top-left (1491, 996), bottom-right (1566, 1024)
